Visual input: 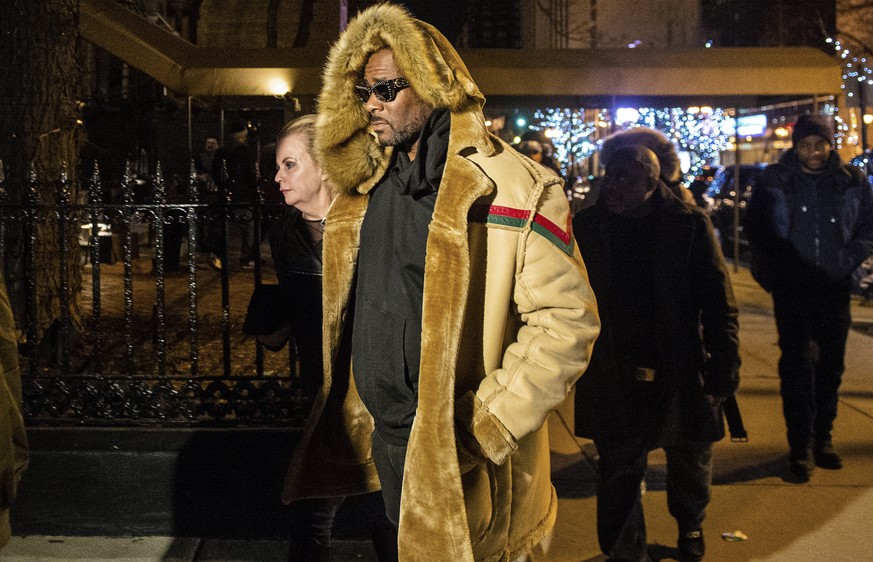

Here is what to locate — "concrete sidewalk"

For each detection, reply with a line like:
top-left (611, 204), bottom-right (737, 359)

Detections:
top-left (3, 266), bottom-right (873, 561)
top-left (547, 266), bottom-right (873, 562)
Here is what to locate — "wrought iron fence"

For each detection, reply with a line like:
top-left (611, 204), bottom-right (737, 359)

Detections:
top-left (0, 163), bottom-right (312, 428)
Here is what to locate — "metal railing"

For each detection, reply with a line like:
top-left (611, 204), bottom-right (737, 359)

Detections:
top-left (0, 163), bottom-right (310, 428)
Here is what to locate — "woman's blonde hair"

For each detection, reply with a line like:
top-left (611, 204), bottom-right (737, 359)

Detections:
top-left (276, 114), bottom-right (318, 164)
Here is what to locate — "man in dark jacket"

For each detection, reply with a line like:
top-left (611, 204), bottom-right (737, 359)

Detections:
top-left (211, 121), bottom-right (259, 270)
top-left (745, 114), bottom-right (873, 482)
top-left (573, 145), bottom-right (740, 562)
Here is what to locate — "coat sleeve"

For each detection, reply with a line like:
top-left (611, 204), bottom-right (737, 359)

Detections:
top-left (745, 165), bottom-right (796, 291)
top-left (0, 275), bottom-right (28, 548)
top-left (458, 181), bottom-right (600, 465)
top-left (692, 213), bottom-right (741, 397)
top-left (841, 174), bottom-right (873, 276)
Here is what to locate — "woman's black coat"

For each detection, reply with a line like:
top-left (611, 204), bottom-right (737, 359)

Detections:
top-left (269, 207), bottom-right (324, 391)
top-left (572, 185), bottom-right (740, 447)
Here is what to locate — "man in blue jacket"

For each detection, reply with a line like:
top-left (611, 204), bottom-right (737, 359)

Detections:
top-left (746, 114), bottom-right (873, 482)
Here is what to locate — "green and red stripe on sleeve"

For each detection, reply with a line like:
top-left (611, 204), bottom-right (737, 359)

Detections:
top-left (469, 204), bottom-right (574, 256)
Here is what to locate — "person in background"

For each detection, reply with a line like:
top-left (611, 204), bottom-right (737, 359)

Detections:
top-left (1, 272), bottom-right (28, 550)
top-left (522, 131), bottom-right (563, 178)
top-left (282, 4), bottom-right (600, 561)
top-left (193, 135), bottom-right (221, 260)
top-left (195, 135), bottom-right (220, 193)
top-left (600, 127), bottom-right (696, 206)
top-left (517, 139), bottom-right (543, 163)
top-left (263, 115), bottom-right (397, 562)
top-left (573, 145), bottom-right (740, 562)
top-left (745, 114), bottom-right (873, 482)
top-left (212, 121), bottom-right (259, 270)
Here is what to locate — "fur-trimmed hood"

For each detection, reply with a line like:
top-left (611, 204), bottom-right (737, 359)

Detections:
top-left (601, 127), bottom-right (683, 186)
top-left (315, 3), bottom-right (491, 194)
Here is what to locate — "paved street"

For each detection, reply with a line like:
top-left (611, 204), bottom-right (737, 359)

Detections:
top-left (2, 265), bottom-right (873, 561)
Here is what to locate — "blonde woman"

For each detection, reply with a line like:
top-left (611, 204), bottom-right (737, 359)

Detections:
top-left (265, 115), bottom-right (397, 561)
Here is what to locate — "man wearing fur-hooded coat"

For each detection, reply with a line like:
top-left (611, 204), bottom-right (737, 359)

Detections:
top-left (280, 4), bottom-right (600, 561)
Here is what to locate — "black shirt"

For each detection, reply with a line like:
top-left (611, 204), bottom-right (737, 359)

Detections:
top-left (351, 109), bottom-right (448, 444)
top-left (606, 210), bottom-right (659, 369)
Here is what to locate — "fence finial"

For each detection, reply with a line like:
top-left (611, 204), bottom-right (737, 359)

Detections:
top-left (28, 162), bottom-right (39, 204)
top-left (89, 161), bottom-right (103, 205)
top-left (122, 160), bottom-right (135, 206)
top-left (188, 160), bottom-right (199, 203)
top-left (58, 161), bottom-right (70, 205)
top-left (154, 161), bottom-right (166, 203)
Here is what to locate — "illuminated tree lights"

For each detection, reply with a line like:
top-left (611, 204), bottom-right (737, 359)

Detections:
top-left (634, 107), bottom-right (733, 176)
top-left (532, 107), bottom-right (734, 178)
top-left (527, 37), bottom-right (869, 178)
top-left (532, 108), bottom-right (600, 177)
top-left (827, 36), bottom-right (871, 150)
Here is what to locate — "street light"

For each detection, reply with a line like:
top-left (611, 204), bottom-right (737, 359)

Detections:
top-left (267, 77), bottom-right (289, 97)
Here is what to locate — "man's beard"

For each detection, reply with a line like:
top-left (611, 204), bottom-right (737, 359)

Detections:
top-left (373, 107), bottom-right (431, 150)
top-left (800, 155), bottom-right (826, 172)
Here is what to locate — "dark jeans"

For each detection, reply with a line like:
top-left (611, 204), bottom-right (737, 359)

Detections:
top-left (288, 496), bottom-right (344, 552)
top-left (594, 439), bottom-right (713, 562)
top-left (370, 430), bottom-right (407, 527)
top-left (287, 495), bottom-right (399, 562)
top-left (772, 283), bottom-right (851, 454)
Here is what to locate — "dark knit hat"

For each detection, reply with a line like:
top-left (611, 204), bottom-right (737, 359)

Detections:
top-left (792, 114), bottom-right (834, 145)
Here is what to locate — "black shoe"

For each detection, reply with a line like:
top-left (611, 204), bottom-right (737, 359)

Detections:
top-left (814, 443), bottom-right (843, 470)
top-left (678, 528), bottom-right (704, 561)
top-left (788, 458), bottom-right (813, 483)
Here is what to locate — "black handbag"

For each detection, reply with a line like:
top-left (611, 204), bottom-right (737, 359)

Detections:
top-left (242, 283), bottom-right (287, 336)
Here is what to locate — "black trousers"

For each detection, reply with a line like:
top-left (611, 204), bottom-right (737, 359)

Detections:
top-left (287, 495), bottom-right (398, 562)
top-left (772, 282), bottom-right (851, 454)
top-left (370, 430), bottom-right (407, 527)
top-left (594, 439), bottom-right (713, 562)
top-left (287, 496), bottom-right (345, 550)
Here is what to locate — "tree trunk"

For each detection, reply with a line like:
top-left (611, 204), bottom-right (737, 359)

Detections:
top-left (0, 0), bottom-right (85, 343)
top-left (266, 0), bottom-right (280, 47)
top-left (292, 0), bottom-right (316, 48)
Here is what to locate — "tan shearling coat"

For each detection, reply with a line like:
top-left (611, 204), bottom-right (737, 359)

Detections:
top-left (0, 274), bottom-right (27, 549)
top-left (281, 4), bottom-right (600, 561)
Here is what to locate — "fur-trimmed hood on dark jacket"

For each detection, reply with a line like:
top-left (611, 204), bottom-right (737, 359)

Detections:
top-left (600, 127), bottom-right (695, 204)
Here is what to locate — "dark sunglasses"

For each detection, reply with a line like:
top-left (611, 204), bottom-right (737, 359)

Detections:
top-left (354, 77), bottom-right (411, 103)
